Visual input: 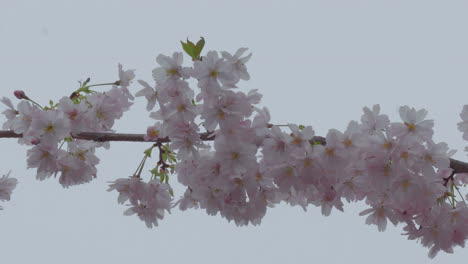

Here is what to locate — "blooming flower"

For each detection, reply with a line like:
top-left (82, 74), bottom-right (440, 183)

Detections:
top-left (109, 177), bottom-right (172, 228)
top-left (56, 153), bottom-right (96, 188)
top-left (221, 48), bottom-right (252, 81)
top-left (11, 101), bottom-right (38, 134)
top-left (192, 51), bottom-right (237, 89)
top-left (86, 87), bottom-right (132, 131)
top-left (1, 97), bottom-right (17, 130)
top-left (27, 143), bottom-right (63, 180)
top-left (57, 97), bottom-right (89, 132)
top-left (28, 110), bottom-right (71, 145)
top-left (136, 80), bottom-right (159, 111)
top-left (144, 122), bottom-right (165, 141)
top-left (118, 63), bottom-right (135, 100)
top-left (0, 171), bottom-right (17, 204)
top-left (388, 106), bottom-right (434, 142)
top-left (360, 104), bottom-right (389, 135)
top-left (214, 135), bottom-right (257, 174)
top-left (152, 52), bottom-right (188, 83)
top-left (359, 204), bottom-right (398, 232)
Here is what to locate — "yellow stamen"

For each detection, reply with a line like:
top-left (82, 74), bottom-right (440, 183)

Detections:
top-left (210, 70), bottom-right (218, 78)
top-left (234, 178), bottom-right (243, 186)
top-left (44, 124), bottom-right (54, 133)
top-left (425, 154), bottom-right (434, 164)
top-left (377, 207), bottom-right (385, 217)
top-left (77, 152), bottom-right (86, 161)
top-left (344, 138), bottom-right (352, 148)
top-left (69, 111), bottom-right (77, 120)
top-left (218, 111), bottom-right (225, 120)
top-left (401, 152), bottom-right (408, 160)
top-left (96, 111), bottom-right (106, 120)
top-left (150, 129), bottom-right (159, 137)
top-left (177, 104), bottom-right (185, 112)
top-left (383, 142), bottom-right (392, 149)
top-left (166, 68), bottom-right (178, 76)
top-left (383, 163), bottom-right (391, 176)
top-left (292, 137), bottom-right (301, 145)
top-left (402, 179), bottom-right (409, 192)
top-left (326, 148), bottom-right (334, 157)
top-left (256, 172), bottom-right (262, 181)
top-left (404, 122), bottom-right (416, 132)
top-left (40, 152), bottom-right (49, 159)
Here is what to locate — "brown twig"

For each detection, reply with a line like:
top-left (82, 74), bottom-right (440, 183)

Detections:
top-left (1, 130), bottom-right (468, 174)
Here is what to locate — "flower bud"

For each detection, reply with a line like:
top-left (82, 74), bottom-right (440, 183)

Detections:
top-left (30, 138), bottom-right (41, 145)
top-left (14, 90), bottom-right (29, 100)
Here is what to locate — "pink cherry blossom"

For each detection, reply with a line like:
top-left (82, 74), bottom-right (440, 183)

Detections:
top-left (109, 177), bottom-right (172, 228)
top-left (388, 106), bottom-right (434, 141)
top-left (152, 52), bottom-right (188, 83)
top-left (135, 80), bottom-right (159, 111)
top-left (0, 171), bottom-right (17, 209)
top-left (118, 64), bottom-right (135, 100)
top-left (27, 143), bottom-right (63, 180)
top-left (360, 104), bottom-right (389, 135)
top-left (28, 110), bottom-right (71, 145)
top-left (221, 48), bottom-right (252, 81)
top-left (1, 97), bottom-right (17, 130)
top-left (192, 51), bottom-right (237, 89)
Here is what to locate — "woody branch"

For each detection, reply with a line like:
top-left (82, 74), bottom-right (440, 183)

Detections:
top-left (1, 130), bottom-right (467, 174)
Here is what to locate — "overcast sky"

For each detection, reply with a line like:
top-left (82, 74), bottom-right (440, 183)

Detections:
top-left (1, 1), bottom-right (468, 263)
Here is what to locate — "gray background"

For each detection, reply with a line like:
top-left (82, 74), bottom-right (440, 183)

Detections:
top-left (1, 0), bottom-right (467, 263)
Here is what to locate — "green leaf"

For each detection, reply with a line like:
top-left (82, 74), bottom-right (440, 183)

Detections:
top-left (299, 125), bottom-right (305, 130)
top-left (181, 39), bottom-right (196, 58)
top-left (163, 144), bottom-right (170, 152)
top-left (169, 155), bottom-right (177, 162)
top-left (195, 37), bottom-right (205, 58)
top-left (144, 147), bottom-right (153, 157)
top-left (309, 140), bottom-right (320, 146)
top-left (181, 37), bottom-right (205, 61)
top-left (150, 167), bottom-right (159, 176)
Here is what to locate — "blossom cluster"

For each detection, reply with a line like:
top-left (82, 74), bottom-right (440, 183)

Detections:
top-left (2, 43), bottom-right (468, 258)
top-left (132, 47), bottom-right (468, 258)
top-left (108, 176), bottom-right (171, 228)
top-left (1, 65), bottom-right (134, 187)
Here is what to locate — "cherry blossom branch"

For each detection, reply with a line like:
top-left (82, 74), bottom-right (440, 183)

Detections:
top-left (1, 130), bottom-right (468, 174)
top-left (0, 130), bottom-right (214, 142)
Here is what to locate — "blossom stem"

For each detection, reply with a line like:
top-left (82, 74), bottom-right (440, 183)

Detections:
top-left (25, 98), bottom-right (44, 110)
top-left (133, 145), bottom-right (155, 177)
top-left (134, 152), bottom-right (149, 177)
top-left (85, 82), bottom-right (119, 88)
top-left (454, 184), bottom-right (467, 205)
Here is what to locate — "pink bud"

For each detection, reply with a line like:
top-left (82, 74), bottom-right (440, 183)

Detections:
top-left (30, 138), bottom-right (41, 145)
top-left (14, 90), bottom-right (28, 100)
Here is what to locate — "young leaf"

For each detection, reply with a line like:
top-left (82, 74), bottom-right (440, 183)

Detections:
top-left (195, 37), bottom-right (205, 58)
top-left (181, 37), bottom-right (205, 60)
